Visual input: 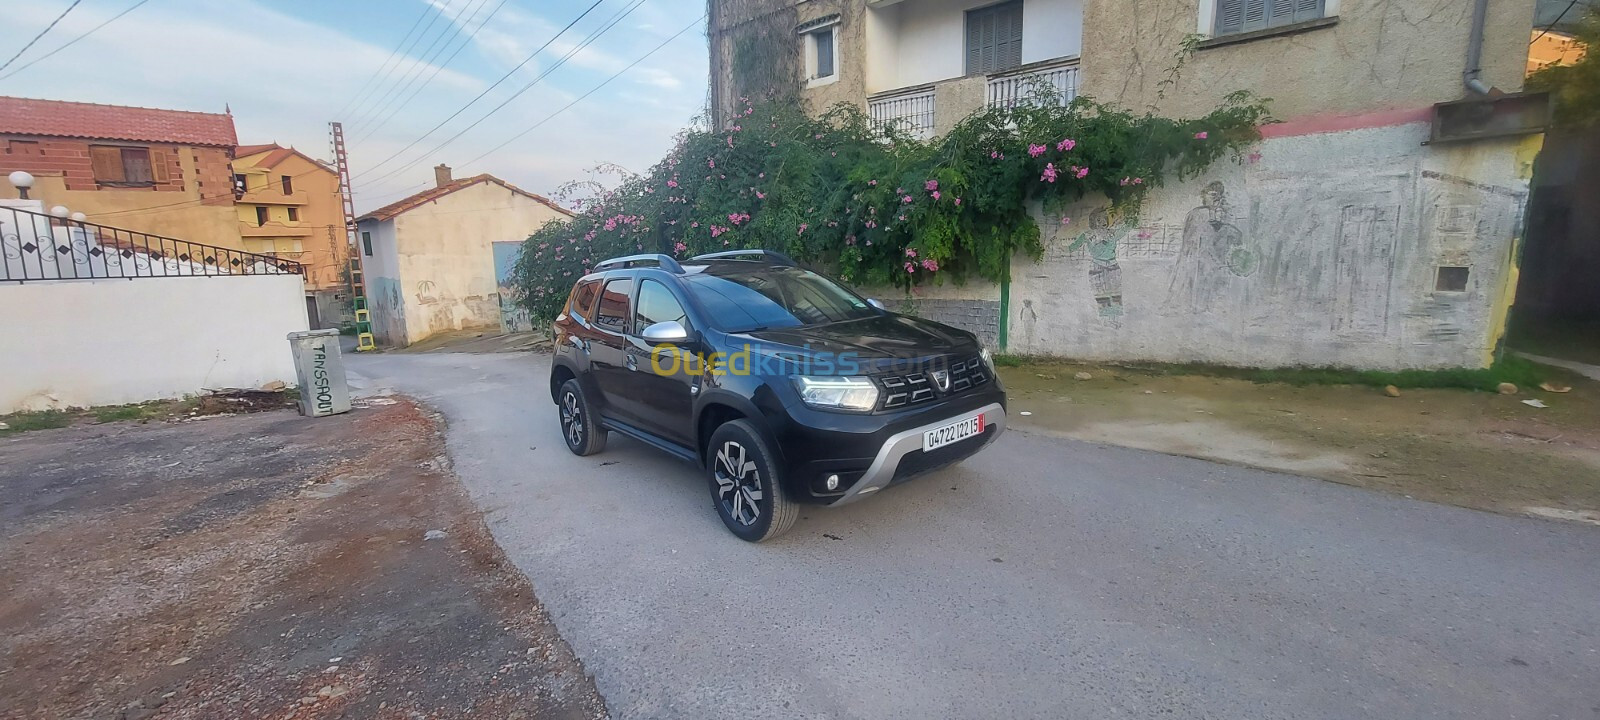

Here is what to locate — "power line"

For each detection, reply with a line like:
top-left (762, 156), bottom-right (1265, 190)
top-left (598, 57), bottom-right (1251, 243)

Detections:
top-left (353, 0), bottom-right (512, 144)
top-left (0, 0), bottom-right (85, 75)
top-left (461, 14), bottom-right (703, 170)
top-left (349, 0), bottom-right (492, 138)
top-left (348, 0), bottom-right (609, 181)
top-left (357, 0), bottom-right (650, 186)
top-left (0, 0), bottom-right (150, 81)
top-left (344, 1), bottom-right (458, 129)
top-left (335, 3), bottom-right (434, 119)
top-left (1532, 0), bottom-right (1583, 45)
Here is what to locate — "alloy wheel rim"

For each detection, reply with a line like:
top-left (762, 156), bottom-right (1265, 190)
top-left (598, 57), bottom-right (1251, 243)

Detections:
top-left (713, 440), bottom-right (763, 526)
top-left (561, 392), bottom-right (582, 447)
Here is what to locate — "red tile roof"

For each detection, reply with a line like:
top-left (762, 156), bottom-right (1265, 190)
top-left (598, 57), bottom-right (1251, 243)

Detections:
top-left (235, 143), bottom-right (334, 173)
top-left (234, 143), bottom-right (278, 157)
top-left (0, 96), bottom-right (237, 148)
top-left (357, 173), bottom-right (572, 222)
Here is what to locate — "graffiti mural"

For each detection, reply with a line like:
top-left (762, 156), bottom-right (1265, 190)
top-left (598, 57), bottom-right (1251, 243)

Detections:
top-left (493, 241), bottom-right (533, 333)
top-left (1166, 181), bottom-right (1256, 310)
top-left (1066, 208), bottom-right (1132, 316)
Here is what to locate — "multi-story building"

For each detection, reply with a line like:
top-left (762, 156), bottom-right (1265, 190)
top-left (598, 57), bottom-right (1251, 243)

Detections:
top-left (0, 96), bottom-right (241, 246)
top-left (708, 0), bottom-right (1550, 370)
top-left (233, 143), bottom-right (349, 327)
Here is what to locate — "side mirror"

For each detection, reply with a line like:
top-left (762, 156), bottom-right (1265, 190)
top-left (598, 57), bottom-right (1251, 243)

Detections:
top-left (867, 298), bottom-right (886, 310)
top-left (641, 320), bottom-right (690, 344)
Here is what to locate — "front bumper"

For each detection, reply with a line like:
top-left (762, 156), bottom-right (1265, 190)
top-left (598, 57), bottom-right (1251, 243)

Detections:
top-left (831, 402), bottom-right (1006, 505)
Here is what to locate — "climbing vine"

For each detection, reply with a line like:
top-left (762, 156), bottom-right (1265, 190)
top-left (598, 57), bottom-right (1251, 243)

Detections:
top-left (512, 86), bottom-right (1271, 322)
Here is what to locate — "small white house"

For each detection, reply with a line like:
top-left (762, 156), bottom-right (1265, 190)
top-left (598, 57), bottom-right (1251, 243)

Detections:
top-left (356, 165), bottom-right (571, 347)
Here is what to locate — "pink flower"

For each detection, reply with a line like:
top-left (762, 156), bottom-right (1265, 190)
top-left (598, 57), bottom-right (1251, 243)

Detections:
top-left (905, 248), bottom-right (917, 258)
top-left (1057, 138), bottom-right (1077, 151)
top-left (726, 136), bottom-right (734, 148)
top-left (902, 195), bottom-right (913, 204)
top-left (904, 262), bottom-right (916, 273)
top-left (797, 223), bottom-right (808, 235)
top-left (1028, 143), bottom-right (1047, 157)
top-left (691, 221), bottom-right (699, 228)
top-left (1075, 166), bottom-right (1089, 179)
top-left (708, 158), bottom-right (715, 168)
top-left (864, 220), bottom-right (877, 229)
top-left (845, 235), bottom-right (857, 245)
top-left (931, 190), bottom-right (941, 200)
top-left (758, 172), bottom-right (765, 178)
top-left (674, 242), bottom-right (687, 253)
top-left (1060, 216), bottom-right (1071, 225)
top-left (920, 259), bottom-right (938, 272)
top-left (831, 151), bottom-right (837, 157)
top-left (869, 179), bottom-right (878, 186)
top-left (755, 190), bottom-right (766, 199)
top-left (924, 180), bottom-right (938, 191)
top-left (1194, 131), bottom-right (1208, 140)
top-left (815, 133), bottom-right (824, 139)
top-left (667, 179), bottom-right (678, 188)
top-left (1041, 163), bottom-right (1059, 183)
top-left (954, 198), bottom-right (961, 206)
top-left (898, 215), bottom-right (906, 221)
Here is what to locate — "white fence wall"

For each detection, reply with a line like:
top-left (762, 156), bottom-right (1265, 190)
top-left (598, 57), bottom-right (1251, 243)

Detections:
top-left (1, 275), bottom-right (308, 413)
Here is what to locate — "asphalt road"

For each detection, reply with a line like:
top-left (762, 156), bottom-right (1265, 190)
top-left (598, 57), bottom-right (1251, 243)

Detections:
top-left (349, 351), bottom-right (1600, 720)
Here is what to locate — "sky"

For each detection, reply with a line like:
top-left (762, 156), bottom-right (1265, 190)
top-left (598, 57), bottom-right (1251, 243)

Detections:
top-left (0, 0), bottom-right (710, 213)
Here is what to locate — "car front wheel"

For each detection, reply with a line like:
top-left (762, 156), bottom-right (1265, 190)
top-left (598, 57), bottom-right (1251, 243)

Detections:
top-left (706, 419), bottom-right (797, 542)
top-left (557, 379), bottom-right (606, 456)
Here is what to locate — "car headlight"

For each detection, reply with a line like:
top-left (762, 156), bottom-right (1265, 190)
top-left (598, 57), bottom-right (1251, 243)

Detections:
top-left (792, 376), bottom-right (879, 412)
top-left (980, 347), bottom-right (995, 369)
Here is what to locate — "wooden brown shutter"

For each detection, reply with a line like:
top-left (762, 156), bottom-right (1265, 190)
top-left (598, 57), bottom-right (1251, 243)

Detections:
top-left (90, 146), bottom-right (124, 182)
top-left (150, 150), bottom-right (170, 183)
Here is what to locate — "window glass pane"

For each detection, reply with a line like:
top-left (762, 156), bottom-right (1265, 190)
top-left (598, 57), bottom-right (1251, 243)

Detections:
top-left (570, 280), bottom-right (600, 321)
top-left (594, 278), bottom-right (633, 333)
top-left (815, 29), bottom-right (834, 78)
top-left (362, 232), bottom-right (373, 257)
top-left (635, 279), bottom-right (688, 331)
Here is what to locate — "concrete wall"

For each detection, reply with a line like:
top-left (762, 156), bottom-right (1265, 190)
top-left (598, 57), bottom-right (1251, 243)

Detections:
top-left (1006, 116), bottom-right (1533, 369)
top-left (1081, 0), bottom-right (1531, 120)
top-left (0, 274), bottom-right (307, 413)
top-left (362, 181), bottom-right (569, 347)
top-left (865, 280), bottom-right (1004, 347)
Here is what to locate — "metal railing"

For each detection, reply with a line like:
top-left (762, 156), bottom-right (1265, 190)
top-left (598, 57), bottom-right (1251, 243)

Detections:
top-left (868, 86), bottom-right (936, 140)
top-left (0, 205), bottom-right (304, 282)
top-left (986, 58), bottom-right (1080, 109)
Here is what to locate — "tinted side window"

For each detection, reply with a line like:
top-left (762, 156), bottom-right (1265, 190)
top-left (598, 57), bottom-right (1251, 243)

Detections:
top-left (594, 278), bottom-right (633, 333)
top-left (635, 279), bottom-right (688, 332)
top-left (568, 280), bottom-right (600, 322)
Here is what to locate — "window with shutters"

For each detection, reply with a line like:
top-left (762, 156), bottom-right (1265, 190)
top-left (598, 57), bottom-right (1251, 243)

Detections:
top-left (255, 206), bottom-right (269, 226)
top-left (966, 0), bottom-right (1024, 76)
top-left (89, 145), bottom-right (161, 187)
top-left (1213, 0), bottom-right (1325, 36)
top-left (801, 19), bottom-right (840, 87)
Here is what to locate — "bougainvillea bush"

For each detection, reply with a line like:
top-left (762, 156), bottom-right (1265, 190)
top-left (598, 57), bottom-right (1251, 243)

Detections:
top-left (513, 90), bottom-right (1271, 323)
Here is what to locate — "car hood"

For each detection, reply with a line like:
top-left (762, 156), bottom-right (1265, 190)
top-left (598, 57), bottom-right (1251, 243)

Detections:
top-left (734, 313), bottom-right (977, 362)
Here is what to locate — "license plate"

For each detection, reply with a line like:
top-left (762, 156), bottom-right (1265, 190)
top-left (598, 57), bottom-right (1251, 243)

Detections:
top-left (923, 413), bottom-right (985, 452)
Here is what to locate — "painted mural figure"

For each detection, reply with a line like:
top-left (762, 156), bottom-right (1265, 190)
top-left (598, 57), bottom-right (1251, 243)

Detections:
top-left (1067, 209), bottom-right (1127, 316)
top-left (1166, 181), bottom-right (1255, 310)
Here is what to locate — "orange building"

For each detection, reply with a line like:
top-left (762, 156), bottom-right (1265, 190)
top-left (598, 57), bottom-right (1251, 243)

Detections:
top-left (233, 143), bottom-right (350, 327)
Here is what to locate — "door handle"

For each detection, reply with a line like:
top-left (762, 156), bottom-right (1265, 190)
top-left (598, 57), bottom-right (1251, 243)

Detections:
top-left (568, 335), bottom-right (587, 353)
top-left (625, 354), bottom-right (639, 372)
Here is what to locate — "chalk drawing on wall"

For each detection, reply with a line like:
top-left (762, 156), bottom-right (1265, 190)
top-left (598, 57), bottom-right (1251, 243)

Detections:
top-left (1166, 181), bottom-right (1256, 310)
top-left (493, 241), bottom-right (532, 333)
top-left (1066, 208), bottom-right (1130, 316)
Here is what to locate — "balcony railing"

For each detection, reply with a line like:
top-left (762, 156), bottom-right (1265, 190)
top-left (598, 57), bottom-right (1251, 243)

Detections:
top-left (868, 86), bottom-right (936, 140)
top-left (986, 58), bottom-right (1080, 109)
top-left (1, 205), bottom-right (304, 282)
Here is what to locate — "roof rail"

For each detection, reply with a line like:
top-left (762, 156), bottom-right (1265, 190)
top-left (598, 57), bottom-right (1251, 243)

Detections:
top-left (593, 253), bottom-right (685, 274)
top-left (689, 249), bottom-right (798, 266)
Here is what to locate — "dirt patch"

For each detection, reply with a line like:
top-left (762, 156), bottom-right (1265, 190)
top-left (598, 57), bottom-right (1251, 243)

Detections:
top-left (0, 399), bottom-right (605, 720)
top-left (1003, 362), bottom-right (1600, 519)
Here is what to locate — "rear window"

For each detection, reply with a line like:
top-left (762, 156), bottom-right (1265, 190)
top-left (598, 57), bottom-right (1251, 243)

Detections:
top-left (684, 267), bottom-right (875, 333)
top-left (594, 278), bottom-right (633, 333)
top-left (567, 280), bottom-right (600, 322)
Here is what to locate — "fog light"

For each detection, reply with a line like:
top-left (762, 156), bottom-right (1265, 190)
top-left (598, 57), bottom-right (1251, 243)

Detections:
top-left (825, 474), bottom-right (840, 491)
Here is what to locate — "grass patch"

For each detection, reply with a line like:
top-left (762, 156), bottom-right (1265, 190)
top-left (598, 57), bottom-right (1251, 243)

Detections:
top-left (1002, 353), bottom-right (1554, 392)
top-left (93, 405), bottom-right (151, 423)
top-left (0, 410), bottom-right (74, 434)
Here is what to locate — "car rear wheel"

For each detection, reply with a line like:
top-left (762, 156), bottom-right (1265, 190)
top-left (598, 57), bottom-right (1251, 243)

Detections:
top-left (558, 379), bottom-right (606, 456)
top-left (706, 420), bottom-right (797, 542)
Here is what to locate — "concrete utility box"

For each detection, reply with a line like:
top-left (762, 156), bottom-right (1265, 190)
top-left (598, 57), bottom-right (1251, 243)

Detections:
top-left (287, 329), bottom-right (352, 417)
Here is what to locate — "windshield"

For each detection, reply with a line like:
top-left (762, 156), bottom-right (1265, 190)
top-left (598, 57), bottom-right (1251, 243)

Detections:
top-left (683, 266), bottom-right (878, 332)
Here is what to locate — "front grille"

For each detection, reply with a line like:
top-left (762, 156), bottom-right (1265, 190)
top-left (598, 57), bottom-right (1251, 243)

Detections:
top-left (891, 425), bottom-right (994, 483)
top-left (875, 355), bottom-right (990, 411)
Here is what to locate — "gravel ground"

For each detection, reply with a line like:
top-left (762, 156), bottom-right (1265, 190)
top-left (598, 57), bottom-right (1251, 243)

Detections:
top-left (0, 399), bottom-right (605, 720)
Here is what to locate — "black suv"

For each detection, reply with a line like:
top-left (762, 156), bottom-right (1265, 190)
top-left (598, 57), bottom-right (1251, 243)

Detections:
top-left (549, 250), bottom-right (1006, 541)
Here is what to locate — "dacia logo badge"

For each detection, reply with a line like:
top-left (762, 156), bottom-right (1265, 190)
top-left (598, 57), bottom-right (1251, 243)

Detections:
top-left (931, 369), bottom-right (951, 392)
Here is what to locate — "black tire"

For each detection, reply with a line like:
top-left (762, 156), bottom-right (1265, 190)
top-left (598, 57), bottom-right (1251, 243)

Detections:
top-left (557, 379), bottom-right (606, 456)
top-left (706, 419), bottom-right (797, 542)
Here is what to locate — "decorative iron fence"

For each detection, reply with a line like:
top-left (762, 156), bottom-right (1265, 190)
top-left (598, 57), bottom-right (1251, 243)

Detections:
top-left (986, 59), bottom-right (1080, 109)
top-left (868, 86), bottom-right (936, 140)
top-left (0, 205), bottom-right (303, 282)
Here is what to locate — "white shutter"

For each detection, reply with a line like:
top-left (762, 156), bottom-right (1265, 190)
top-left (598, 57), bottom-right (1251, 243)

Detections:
top-left (1215, 0), bottom-right (1246, 34)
